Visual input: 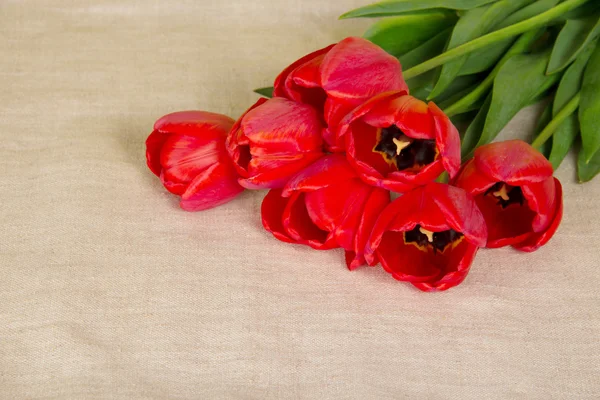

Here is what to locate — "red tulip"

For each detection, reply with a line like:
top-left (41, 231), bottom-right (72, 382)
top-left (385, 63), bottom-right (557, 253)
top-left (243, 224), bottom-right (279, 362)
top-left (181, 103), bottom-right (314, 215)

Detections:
top-left (338, 91), bottom-right (461, 193)
top-left (226, 97), bottom-right (325, 189)
top-left (274, 37), bottom-right (408, 151)
top-left (453, 140), bottom-right (563, 251)
top-left (261, 154), bottom-right (390, 270)
top-left (146, 111), bottom-right (244, 211)
top-left (366, 183), bottom-right (487, 292)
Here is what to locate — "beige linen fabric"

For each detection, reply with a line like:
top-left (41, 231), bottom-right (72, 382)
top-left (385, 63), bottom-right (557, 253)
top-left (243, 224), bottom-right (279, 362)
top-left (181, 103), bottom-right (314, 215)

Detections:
top-left (1, 1), bottom-right (599, 398)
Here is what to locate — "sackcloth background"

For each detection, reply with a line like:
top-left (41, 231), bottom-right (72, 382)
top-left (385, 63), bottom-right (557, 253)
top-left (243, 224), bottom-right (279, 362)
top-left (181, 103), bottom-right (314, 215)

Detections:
top-left (1, 0), bottom-right (599, 398)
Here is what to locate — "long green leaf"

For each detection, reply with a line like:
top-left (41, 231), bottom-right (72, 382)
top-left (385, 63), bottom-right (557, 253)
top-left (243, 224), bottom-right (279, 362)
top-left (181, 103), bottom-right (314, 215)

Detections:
top-left (579, 41), bottom-right (600, 162)
top-left (402, 0), bottom-right (590, 80)
top-left (427, 0), bottom-right (536, 100)
top-left (363, 10), bottom-right (457, 57)
top-left (578, 146), bottom-right (600, 182)
top-left (560, 1), bottom-right (600, 21)
top-left (461, 92), bottom-right (492, 159)
top-left (339, 0), bottom-right (498, 19)
top-left (547, 40), bottom-right (597, 169)
top-left (547, 15), bottom-right (600, 74)
top-left (532, 101), bottom-right (554, 158)
top-left (254, 87), bottom-right (274, 98)
top-left (460, 0), bottom-right (560, 75)
top-left (444, 28), bottom-right (544, 117)
top-left (399, 28), bottom-right (451, 69)
top-left (475, 50), bottom-right (561, 150)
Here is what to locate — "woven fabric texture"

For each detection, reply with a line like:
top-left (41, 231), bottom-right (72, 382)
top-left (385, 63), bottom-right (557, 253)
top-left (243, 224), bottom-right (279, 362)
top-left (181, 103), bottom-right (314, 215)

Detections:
top-left (1, 1), bottom-right (598, 398)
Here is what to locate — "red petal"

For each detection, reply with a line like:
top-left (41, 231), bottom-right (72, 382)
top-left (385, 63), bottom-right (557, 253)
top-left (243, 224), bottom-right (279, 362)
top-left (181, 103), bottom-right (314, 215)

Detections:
top-left (426, 183), bottom-right (488, 247)
top-left (261, 189), bottom-right (296, 244)
top-left (520, 177), bottom-right (556, 232)
top-left (429, 102), bottom-right (460, 178)
top-left (513, 178), bottom-right (563, 252)
top-left (273, 44), bottom-right (335, 99)
top-left (473, 192), bottom-right (536, 248)
top-left (366, 187), bottom-right (443, 264)
top-left (179, 161), bottom-right (244, 211)
top-left (154, 111), bottom-right (234, 137)
top-left (241, 152), bottom-right (323, 189)
top-left (361, 95), bottom-right (435, 140)
top-left (283, 154), bottom-right (356, 196)
top-left (380, 159), bottom-right (446, 192)
top-left (320, 37), bottom-right (408, 101)
top-left (412, 241), bottom-right (478, 292)
top-left (226, 98), bottom-right (268, 178)
top-left (160, 134), bottom-right (222, 186)
top-left (474, 140), bottom-right (553, 185)
top-left (284, 55), bottom-right (327, 111)
top-left (146, 130), bottom-right (169, 176)
top-left (349, 188), bottom-right (390, 269)
top-left (345, 120), bottom-right (392, 180)
top-left (452, 159), bottom-right (495, 195)
top-left (282, 193), bottom-right (338, 250)
top-left (377, 231), bottom-right (441, 282)
top-left (241, 97), bottom-right (324, 155)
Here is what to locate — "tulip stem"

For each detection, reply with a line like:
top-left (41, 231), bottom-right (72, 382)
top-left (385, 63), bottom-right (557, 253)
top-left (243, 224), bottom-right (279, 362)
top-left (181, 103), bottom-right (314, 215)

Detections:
top-left (531, 92), bottom-right (581, 149)
top-left (402, 0), bottom-right (589, 80)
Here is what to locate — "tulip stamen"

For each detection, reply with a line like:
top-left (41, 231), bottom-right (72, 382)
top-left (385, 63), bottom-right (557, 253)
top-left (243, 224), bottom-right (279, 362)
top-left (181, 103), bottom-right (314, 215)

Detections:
top-left (373, 125), bottom-right (438, 172)
top-left (404, 225), bottom-right (463, 254)
top-left (419, 227), bottom-right (435, 243)
top-left (392, 136), bottom-right (413, 155)
top-left (493, 184), bottom-right (510, 201)
top-left (485, 182), bottom-right (525, 208)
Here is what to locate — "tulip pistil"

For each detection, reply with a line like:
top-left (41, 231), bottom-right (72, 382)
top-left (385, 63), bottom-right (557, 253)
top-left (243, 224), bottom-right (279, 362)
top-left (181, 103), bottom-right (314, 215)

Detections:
top-left (404, 224), bottom-right (463, 254)
top-left (486, 182), bottom-right (524, 208)
top-left (374, 125), bottom-right (438, 172)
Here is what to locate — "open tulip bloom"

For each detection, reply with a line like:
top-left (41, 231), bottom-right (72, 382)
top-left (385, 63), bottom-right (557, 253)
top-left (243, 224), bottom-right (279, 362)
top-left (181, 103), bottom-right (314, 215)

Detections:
top-left (145, 35), bottom-right (566, 292)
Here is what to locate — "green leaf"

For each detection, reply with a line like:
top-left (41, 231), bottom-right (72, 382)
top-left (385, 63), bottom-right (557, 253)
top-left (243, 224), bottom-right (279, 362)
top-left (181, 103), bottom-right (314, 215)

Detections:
top-left (431, 73), bottom-right (483, 103)
top-left (444, 28), bottom-right (545, 117)
top-left (363, 10), bottom-right (458, 57)
top-left (427, 0), bottom-right (536, 100)
top-left (406, 70), bottom-right (438, 100)
top-left (547, 16), bottom-right (600, 74)
top-left (476, 50), bottom-right (561, 149)
top-left (532, 100), bottom-right (554, 158)
top-left (399, 28), bottom-right (452, 69)
top-left (547, 39), bottom-right (597, 169)
top-left (560, 1), bottom-right (600, 21)
top-left (402, 0), bottom-right (591, 80)
top-left (254, 87), bottom-right (274, 98)
top-left (461, 92), bottom-right (492, 159)
top-left (579, 41), bottom-right (600, 162)
top-left (577, 146), bottom-right (600, 182)
top-left (548, 116), bottom-right (578, 169)
top-left (339, 0), bottom-right (498, 19)
top-left (460, 0), bottom-right (560, 75)
top-left (437, 81), bottom-right (486, 113)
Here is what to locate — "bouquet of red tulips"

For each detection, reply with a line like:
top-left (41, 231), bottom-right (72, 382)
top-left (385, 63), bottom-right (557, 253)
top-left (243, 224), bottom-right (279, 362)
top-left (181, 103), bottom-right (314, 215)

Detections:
top-left (145, 34), bottom-right (564, 292)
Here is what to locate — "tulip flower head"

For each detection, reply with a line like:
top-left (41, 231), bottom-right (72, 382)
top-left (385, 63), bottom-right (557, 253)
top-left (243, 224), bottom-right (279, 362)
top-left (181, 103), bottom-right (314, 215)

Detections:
top-left (274, 37), bottom-right (408, 151)
top-left (262, 154), bottom-right (390, 270)
top-left (145, 111), bottom-right (244, 211)
top-left (226, 97), bottom-right (325, 190)
top-left (366, 183), bottom-right (487, 292)
top-left (453, 140), bottom-right (563, 251)
top-left (339, 91), bottom-right (461, 193)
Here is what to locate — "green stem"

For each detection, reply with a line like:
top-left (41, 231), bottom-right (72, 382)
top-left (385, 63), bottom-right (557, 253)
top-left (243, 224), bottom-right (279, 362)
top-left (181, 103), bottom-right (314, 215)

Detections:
top-left (403, 0), bottom-right (589, 80)
top-left (532, 92), bottom-right (581, 149)
top-left (443, 29), bottom-right (543, 117)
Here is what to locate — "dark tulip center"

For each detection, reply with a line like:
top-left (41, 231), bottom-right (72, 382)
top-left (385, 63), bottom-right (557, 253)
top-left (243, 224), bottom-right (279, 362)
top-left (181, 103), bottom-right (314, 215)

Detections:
top-left (485, 182), bottom-right (524, 208)
top-left (404, 224), bottom-right (463, 254)
top-left (373, 125), bottom-right (437, 171)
